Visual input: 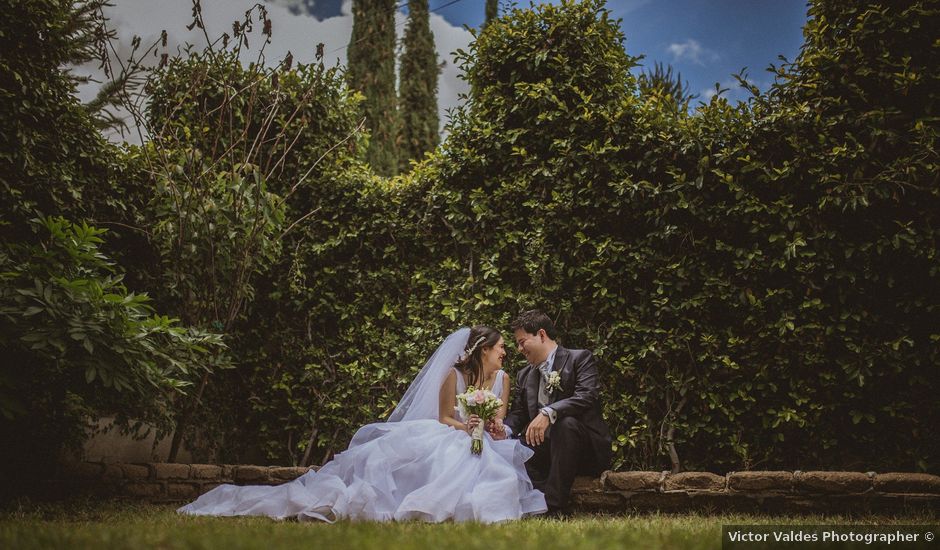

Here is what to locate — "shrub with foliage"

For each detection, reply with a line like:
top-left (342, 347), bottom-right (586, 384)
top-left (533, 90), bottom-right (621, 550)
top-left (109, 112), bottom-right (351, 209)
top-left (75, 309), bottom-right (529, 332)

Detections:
top-left (0, 218), bottom-right (227, 481)
top-left (0, 0), bottom-right (132, 236)
top-left (131, 31), bottom-right (369, 462)
top-left (676, 0), bottom-right (940, 470)
top-left (0, 0), bottom-right (228, 478)
top-left (222, 0), bottom-right (936, 472)
top-left (4, 0), bottom-right (935, 475)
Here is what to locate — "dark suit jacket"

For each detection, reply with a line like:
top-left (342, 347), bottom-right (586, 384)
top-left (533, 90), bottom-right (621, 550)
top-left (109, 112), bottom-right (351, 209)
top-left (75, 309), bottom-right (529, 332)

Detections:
top-left (504, 346), bottom-right (612, 469)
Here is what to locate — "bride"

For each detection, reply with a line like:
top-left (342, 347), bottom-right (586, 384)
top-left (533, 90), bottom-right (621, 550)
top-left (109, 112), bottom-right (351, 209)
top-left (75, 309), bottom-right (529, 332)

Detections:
top-left (178, 326), bottom-right (547, 522)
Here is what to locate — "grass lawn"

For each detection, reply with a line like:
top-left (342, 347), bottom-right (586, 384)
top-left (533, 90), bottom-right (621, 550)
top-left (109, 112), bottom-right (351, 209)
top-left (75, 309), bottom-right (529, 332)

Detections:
top-left (1, 499), bottom-right (935, 549)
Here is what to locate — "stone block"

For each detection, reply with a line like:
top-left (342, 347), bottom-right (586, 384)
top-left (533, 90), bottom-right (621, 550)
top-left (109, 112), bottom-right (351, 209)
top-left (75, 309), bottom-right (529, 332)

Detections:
top-left (728, 471), bottom-right (793, 492)
top-left (795, 471), bottom-right (870, 494)
top-left (191, 465), bottom-right (222, 479)
top-left (167, 482), bottom-right (199, 500)
top-left (874, 473), bottom-right (940, 494)
top-left (571, 476), bottom-right (602, 493)
top-left (62, 461), bottom-right (104, 480)
top-left (664, 472), bottom-right (725, 492)
top-left (153, 463), bottom-right (192, 480)
top-left (35, 479), bottom-right (65, 499)
top-left (271, 467), bottom-right (310, 481)
top-left (682, 492), bottom-right (762, 514)
top-left (571, 491), bottom-right (625, 511)
top-left (102, 464), bottom-right (124, 481)
top-left (603, 471), bottom-right (661, 492)
top-left (901, 494), bottom-right (940, 511)
top-left (622, 492), bottom-right (694, 512)
top-left (234, 465), bottom-right (269, 482)
top-left (120, 463), bottom-right (151, 479)
top-left (199, 483), bottom-right (223, 494)
top-left (124, 482), bottom-right (164, 498)
top-left (814, 494), bottom-right (885, 514)
top-left (74, 480), bottom-right (118, 498)
top-left (53, 463), bottom-right (940, 516)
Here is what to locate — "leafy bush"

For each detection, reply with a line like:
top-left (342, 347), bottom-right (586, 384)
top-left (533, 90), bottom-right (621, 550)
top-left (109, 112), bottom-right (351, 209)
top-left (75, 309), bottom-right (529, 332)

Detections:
top-left (4, 0), bottom-right (935, 474)
top-left (222, 0), bottom-right (937, 472)
top-left (0, 0), bottom-right (131, 236)
top-left (130, 36), bottom-right (370, 462)
top-left (0, 217), bottom-right (227, 478)
top-left (0, 1), bottom-right (229, 477)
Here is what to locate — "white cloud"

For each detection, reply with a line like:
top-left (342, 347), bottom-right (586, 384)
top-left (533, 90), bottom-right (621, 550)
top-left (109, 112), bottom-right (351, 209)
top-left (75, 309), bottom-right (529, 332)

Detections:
top-left (700, 76), bottom-right (760, 103)
top-left (666, 38), bottom-right (719, 66)
top-left (77, 0), bottom-right (472, 140)
top-left (427, 10), bottom-right (472, 131)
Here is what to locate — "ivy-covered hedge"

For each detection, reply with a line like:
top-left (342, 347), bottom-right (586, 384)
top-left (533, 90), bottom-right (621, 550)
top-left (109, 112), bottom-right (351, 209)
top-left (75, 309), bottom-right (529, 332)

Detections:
top-left (131, 45), bottom-right (381, 462)
top-left (226, 0), bottom-right (937, 472)
top-left (3, 0), bottom-right (935, 474)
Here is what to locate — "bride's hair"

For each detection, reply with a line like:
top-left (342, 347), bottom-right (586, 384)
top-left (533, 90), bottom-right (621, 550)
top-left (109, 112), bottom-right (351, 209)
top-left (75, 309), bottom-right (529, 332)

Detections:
top-left (453, 325), bottom-right (501, 388)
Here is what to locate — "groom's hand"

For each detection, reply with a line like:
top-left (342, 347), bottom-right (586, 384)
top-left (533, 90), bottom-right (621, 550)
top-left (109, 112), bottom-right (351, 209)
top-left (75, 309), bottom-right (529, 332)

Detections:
top-left (525, 413), bottom-right (551, 446)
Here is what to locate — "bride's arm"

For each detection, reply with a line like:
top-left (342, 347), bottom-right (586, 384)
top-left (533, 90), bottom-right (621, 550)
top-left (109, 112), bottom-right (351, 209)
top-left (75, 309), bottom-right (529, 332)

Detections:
top-left (497, 371), bottom-right (510, 420)
top-left (484, 372), bottom-right (513, 440)
top-left (438, 370), bottom-right (467, 431)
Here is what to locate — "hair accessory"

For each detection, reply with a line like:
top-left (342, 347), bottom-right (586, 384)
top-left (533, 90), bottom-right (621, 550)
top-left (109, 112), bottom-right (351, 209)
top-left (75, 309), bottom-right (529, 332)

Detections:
top-left (463, 336), bottom-right (486, 358)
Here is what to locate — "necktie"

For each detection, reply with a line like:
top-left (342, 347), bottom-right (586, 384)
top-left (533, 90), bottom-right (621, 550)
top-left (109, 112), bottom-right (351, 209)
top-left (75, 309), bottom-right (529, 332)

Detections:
top-left (537, 361), bottom-right (552, 407)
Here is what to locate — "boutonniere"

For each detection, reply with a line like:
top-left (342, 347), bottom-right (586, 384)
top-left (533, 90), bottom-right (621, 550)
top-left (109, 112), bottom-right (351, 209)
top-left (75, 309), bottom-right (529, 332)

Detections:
top-left (546, 371), bottom-right (561, 393)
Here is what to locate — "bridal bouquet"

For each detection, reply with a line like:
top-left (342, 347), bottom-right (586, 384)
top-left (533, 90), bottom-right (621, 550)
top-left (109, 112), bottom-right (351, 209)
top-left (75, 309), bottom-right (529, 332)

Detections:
top-left (456, 386), bottom-right (503, 454)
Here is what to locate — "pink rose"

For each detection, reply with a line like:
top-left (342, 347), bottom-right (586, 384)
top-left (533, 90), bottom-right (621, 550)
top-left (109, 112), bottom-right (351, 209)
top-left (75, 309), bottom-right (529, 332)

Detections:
top-left (472, 390), bottom-right (486, 405)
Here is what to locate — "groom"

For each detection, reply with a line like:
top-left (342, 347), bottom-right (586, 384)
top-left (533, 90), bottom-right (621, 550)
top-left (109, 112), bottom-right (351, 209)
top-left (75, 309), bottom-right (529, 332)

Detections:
top-left (490, 310), bottom-right (612, 515)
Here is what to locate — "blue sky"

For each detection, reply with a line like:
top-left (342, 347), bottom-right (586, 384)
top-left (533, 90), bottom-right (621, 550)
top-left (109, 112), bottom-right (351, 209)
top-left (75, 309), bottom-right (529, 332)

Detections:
top-left (91, 0), bottom-right (810, 141)
top-left (430, 0), bottom-right (809, 102)
top-left (271, 1), bottom-right (808, 101)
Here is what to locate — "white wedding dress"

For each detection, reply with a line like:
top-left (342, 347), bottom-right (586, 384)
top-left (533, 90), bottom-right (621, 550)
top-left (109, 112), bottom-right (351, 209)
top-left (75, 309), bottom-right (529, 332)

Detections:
top-left (178, 329), bottom-right (547, 523)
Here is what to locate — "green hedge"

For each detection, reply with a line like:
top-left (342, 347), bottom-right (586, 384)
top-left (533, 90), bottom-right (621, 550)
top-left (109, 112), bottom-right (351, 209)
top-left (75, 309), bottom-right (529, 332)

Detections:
top-left (225, 0), bottom-right (937, 472)
top-left (5, 0), bottom-right (935, 473)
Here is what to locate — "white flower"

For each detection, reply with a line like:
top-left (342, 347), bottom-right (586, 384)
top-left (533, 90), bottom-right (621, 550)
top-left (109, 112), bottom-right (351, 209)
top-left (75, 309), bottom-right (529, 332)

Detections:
top-left (546, 371), bottom-right (561, 393)
top-left (456, 386), bottom-right (503, 454)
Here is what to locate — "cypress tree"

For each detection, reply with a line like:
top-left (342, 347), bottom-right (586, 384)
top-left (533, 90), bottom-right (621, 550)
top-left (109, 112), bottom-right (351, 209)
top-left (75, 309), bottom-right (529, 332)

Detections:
top-left (398, 0), bottom-right (439, 171)
top-left (348, 0), bottom-right (398, 176)
top-left (486, 0), bottom-right (498, 24)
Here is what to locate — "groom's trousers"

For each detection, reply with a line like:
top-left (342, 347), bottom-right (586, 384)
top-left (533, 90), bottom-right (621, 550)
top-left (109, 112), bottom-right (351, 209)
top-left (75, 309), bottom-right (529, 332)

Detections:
top-left (523, 416), bottom-right (605, 511)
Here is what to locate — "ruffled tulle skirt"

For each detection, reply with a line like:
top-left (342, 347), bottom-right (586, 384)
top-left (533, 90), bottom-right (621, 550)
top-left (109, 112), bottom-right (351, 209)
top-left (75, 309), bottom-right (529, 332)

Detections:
top-left (178, 419), bottom-right (547, 523)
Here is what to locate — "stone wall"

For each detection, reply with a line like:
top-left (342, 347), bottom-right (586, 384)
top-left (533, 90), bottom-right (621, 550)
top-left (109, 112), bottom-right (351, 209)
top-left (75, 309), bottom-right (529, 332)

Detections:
top-left (42, 462), bottom-right (940, 514)
top-left (572, 471), bottom-right (940, 514)
top-left (43, 462), bottom-right (316, 503)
